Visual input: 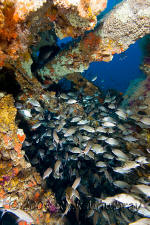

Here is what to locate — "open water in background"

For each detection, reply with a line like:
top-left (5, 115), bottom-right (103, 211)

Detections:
top-left (57, 0), bottom-right (146, 93)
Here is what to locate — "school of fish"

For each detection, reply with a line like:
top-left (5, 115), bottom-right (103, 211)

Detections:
top-left (3, 88), bottom-right (150, 225)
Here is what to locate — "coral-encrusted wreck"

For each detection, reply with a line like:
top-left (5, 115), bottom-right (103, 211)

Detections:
top-left (0, 0), bottom-right (150, 82)
top-left (0, 0), bottom-right (150, 224)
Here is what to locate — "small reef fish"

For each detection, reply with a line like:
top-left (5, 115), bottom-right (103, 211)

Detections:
top-left (27, 98), bottom-right (41, 107)
top-left (43, 167), bottom-right (53, 180)
top-left (100, 193), bottom-right (143, 208)
top-left (91, 76), bottom-right (97, 82)
top-left (132, 184), bottom-right (150, 197)
top-left (91, 144), bottom-right (105, 154)
top-left (113, 180), bottom-right (130, 189)
top-left (114, 161), bottom-right (139, 174)
top-left (103, 122), bottom-right (116, 128)
top-left (19, 87), bottom-right (150, 224)
top-left (72, 177), bottom-right (81, 190)
top-left (112, 149), bottom-right (129, 161)
top-left (64, 128), bottom-right (76, 137)
top-left (19, 109), bottom-right (32, 118)
top-left (129, 218), bottom-right (150, 225)
top-left (115, 109), bottom-right (127, 119)
top-left (140, 117), bottom-right (150, 125)
top-left (53, 130), bottom-right (60, 144)
top-left (96, 161), bottom-right (107, 167)
top-left (79, 125), bottom-right (95, 133)
top-left (67, 99), bottom-right (77, 104)
top-left (105, 138), bottom-right (119, 146)
top-left (0, 209), bottom-right (33, 224)
top-left (54, 160), bottom-right (61, 176)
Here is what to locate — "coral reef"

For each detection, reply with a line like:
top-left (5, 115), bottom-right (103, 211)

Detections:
top-left (66, 72), bottom-right (101, 96)
top-left (52, 0), bottom-right (107, 39)
top-left (0, 1), bottom-right (150, 224)
top-left (122, 34), bottom-right (150, 114)
top-left (0, 0), bottom-right (53, 72)
top-left (16, 84), bottom-right (150, 224)
top-left (37, 0), bottom-right (150, 82)
top-left (0, 93), bottom-right (60, 224)
top-left (0, 0), bottom-right (150, 82)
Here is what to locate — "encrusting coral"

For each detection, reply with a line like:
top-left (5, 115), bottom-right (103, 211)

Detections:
top-left (0, 0), bottom-right (150, 82)
top-left (0, 0), bottom-right (107, 72)
top-left (0, 0), bottom-right (150, 224)
top-left (52, 0), bottom-right (107, 38)
top-left (0, 93), bottom-right (61, 225)
top-left (37, 0), bottom-right (150, 82)
top-left (122, 34), bottom-right (150, 113)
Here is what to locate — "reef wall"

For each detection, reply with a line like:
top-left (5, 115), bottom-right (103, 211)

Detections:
top-left (0, 1), bottom-right (150, 224)
top-left (0, 93), bottom-right (61, 225)
top-left (37, 0), bottom-right (150, 81)
top-left (0, 0), bottom-right (150, 82)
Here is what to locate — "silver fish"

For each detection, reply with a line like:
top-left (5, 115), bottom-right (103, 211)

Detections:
top-left (0, 209), bottom-right (34, 224)
top-left (27, 98), bottom-right (41, 107)
top-left (135, 206), bottom-right (150, 218)
top-left (112, 149), bottom-right (129, 161)
top-left (103, 122), bottom-right (116, 128)
top-left (97, 135), bottom-right (107, 141)
top-left (113, 180), bottom-right (130, 189)
top-left (67, 99), bottom-right (77, 104)
top-left (64, 128), bottom-right (76, 137)
top-left (82, 135), bottom-right (91, 141)
top-left (104, 169), bottom-right (113, 183)
top-left (114, 161), bottom-right (139, 174)
top-left (103, 153), bottom-right (114, 160)
top-left (115, 109), bottom-right (127, 119)
top-left (72, 177), bottom-right (81, 190)
top-left (96, 126), bottom-right (107, 133)
top-left (91, 144), bottom-right (105, 154)
top-left (31, 122), bottom-right (42, 130)
top-left (53, 130), bottom-right (59, 144)
top-left (79, 125), bottom-right (95, 133)
top-left (108, 103), bottom-right (116, 109)
top-left (60, 93), bottom-right (69, 100)
top-left (140, 117), bottom-right (150, 125)
top-left (132, 184), bottom-right (150, 197)
top-left (123, 136), bottom-right (138, 142)
top-left (102, 209), bottom-right (111, 225)
top-left (135, 156), bottom-right (149, 164)
top-left (105, 138), bottom-right (119, 146)
top-left (86, 150), bottom-right (95, 159)
top-left (102, 117), bottom-right (115, 123)
top-left (91, 76), bottom-right (97, 82)
top-left (70, 117), bottom-right (81, 123)
top-left (19, 109), bottom-right (32, 118)
top-left (82, 142), bottom-right (92, 155)
top-left (100, 193), bottom-right (143, 208)
top-left (129, 218), bottom-right (150, 225)
top-left (43, 167), bottom-right (53, 179)
top-left (69, 147), bottom-right (82, 154)
top-left (77, 120), bottom-right (89, 125)
top-left (96, 161), bottom-right (107, 167)
top-left (54, 160), bottom-right (61, 174)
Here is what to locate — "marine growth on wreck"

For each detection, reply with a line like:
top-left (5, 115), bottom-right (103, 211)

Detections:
top-left (0, 0), bottom-right (150, 225)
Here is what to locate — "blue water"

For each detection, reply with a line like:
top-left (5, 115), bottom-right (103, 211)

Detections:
top-left (57, 0), bottom-right (146, 93)
top-left (82, 40), bottom-right (145, 93)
